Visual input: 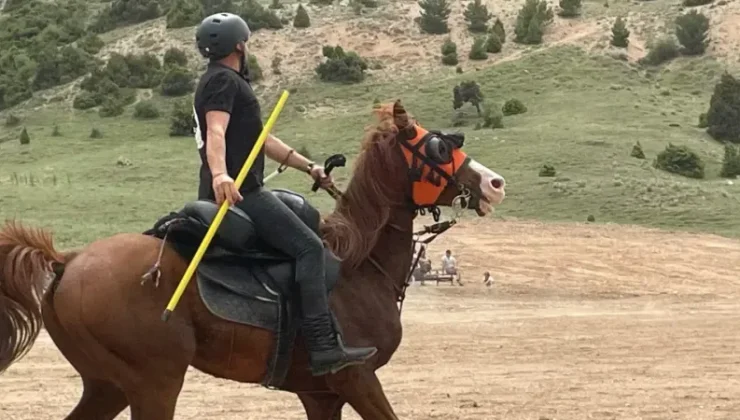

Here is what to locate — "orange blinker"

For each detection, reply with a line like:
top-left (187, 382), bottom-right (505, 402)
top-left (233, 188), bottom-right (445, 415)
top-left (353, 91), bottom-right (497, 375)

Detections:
top-left (400, 124), bottom-right (469, 206)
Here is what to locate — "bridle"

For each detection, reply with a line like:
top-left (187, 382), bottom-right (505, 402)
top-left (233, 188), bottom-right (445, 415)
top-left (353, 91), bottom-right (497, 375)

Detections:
top-left (321, 118), bottom-right (481, 315)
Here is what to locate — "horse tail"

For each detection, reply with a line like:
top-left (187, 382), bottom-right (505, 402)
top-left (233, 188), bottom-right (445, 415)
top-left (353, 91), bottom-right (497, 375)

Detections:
top-left (0, 220), bottom-right (67, 374)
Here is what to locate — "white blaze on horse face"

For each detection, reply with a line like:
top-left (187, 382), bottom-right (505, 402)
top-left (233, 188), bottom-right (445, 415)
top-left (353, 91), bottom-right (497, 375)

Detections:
top-left (468, 159), bottom-right (506, 213)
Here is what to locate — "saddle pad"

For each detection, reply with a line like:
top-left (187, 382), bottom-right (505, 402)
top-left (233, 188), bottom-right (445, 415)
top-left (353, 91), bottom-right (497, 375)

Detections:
top-left (196, 260), bottom-right (281, 331)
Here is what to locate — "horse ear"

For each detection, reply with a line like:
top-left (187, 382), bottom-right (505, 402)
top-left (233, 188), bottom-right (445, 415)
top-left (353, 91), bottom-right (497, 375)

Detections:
top-left (392, 100), bottom-right (410, 128)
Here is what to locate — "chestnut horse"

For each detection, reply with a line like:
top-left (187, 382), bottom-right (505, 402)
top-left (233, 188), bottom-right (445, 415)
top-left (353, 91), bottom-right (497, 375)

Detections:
top-left (0, 101), bottom-right (505, 419)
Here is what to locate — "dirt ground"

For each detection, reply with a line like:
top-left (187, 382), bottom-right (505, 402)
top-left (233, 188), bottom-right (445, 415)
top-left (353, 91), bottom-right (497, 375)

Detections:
top-left (2, 219), bottom-right (740, 420)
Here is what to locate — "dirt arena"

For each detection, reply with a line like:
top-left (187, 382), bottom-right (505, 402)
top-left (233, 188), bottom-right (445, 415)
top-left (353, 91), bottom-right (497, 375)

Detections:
top-left (2, 219), bottom-right (740, 419)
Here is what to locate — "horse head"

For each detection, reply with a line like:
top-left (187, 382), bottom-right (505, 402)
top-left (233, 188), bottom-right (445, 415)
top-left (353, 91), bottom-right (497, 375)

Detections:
top-left (369, 99), bottom-right (506, 217)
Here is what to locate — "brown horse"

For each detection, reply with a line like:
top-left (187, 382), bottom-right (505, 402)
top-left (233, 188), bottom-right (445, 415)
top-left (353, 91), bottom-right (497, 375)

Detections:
top-left (0, 100), bottom-right (505, 419)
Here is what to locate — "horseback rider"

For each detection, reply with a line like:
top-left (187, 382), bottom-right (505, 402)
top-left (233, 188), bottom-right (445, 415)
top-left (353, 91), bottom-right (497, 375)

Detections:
top-left (193, 12), bottom-right (377, 376)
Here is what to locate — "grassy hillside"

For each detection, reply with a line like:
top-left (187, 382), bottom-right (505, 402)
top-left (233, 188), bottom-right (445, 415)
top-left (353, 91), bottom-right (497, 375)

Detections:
top-left (2, 43), bottom-right (738, 248)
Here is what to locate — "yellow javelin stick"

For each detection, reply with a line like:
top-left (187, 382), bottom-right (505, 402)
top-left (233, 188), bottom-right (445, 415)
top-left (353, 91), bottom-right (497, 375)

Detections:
top-left (161, 89), bottom-right (290, 322)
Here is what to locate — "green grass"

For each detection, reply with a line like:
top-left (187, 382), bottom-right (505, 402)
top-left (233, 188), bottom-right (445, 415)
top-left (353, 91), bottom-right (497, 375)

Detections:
top-left (1, 46), bottom-right (738, 248)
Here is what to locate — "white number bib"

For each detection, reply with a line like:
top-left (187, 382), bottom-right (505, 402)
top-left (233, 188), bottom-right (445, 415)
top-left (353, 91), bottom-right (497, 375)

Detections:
top-left (193, 105), bottom-right (204, 149)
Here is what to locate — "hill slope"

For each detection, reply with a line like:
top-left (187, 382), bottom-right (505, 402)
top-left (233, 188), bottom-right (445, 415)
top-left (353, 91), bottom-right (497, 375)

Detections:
top-left (1, 0), bottom-right (739, 247)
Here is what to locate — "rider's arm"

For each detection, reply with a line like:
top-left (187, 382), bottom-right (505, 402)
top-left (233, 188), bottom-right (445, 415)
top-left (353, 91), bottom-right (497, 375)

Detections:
top-left (264, 134), bottom-right (314, 173)
top-left (205, 111), bottom-right (230, 177)
top-left (202, 73), bottom-right (238, 177)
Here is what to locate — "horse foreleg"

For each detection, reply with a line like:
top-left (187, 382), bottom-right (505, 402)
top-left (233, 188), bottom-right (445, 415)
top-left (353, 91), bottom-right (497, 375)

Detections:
top-left (125, 375), bottom-right (185, 420)
top-left (298, 392), bottom-right (345, 420)
top-left (330, 370), bottom-right (398, 420)
top-left (65, 378), bottom-right (129, 420)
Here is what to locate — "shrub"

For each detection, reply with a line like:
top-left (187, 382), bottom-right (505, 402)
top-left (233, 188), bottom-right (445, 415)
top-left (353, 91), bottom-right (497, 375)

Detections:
top-left (161, 66), bottom-right (195, 96)
top-left (99, 98), bottom-right (125, 118)
top-left (248, 54), bottom-right (263, 82)
top-left (170, 97), bottom-right (196, 137)
top-left (90, 128), bottom-right (103, 138)
top-left (631, 142), bottom-right (645, 159)
top-left (310, 0), bottom-right (333, 5)
top-left (315, 46), bottom-right (368, 84)
top-left (514, 0), bottom-right (553, 45)
top-left (163, 48), bottom-right (188, 68)
top-left (272, 56), bottom-right (282, 75)
top-left (73, 91), bottom-right (102, 110)
top-left (51, 125), bottom-right (61, 137)
top-left (539, 164), bottom-right (556, 177)
top-left (293, 4), bottom-right (311, 28)
top-left (502, 98), bottom-right (527, 115)
top-left (90, 0), bottom-right (161, 33)
top-left (270, 0), bottom-right (283, 9)
top-left (469, 37), bottom-right (488, 60)
top-left (705, 72), bottom-right (740, 143)
top-left (485, 33), bottom-right (502, 53)
top-left (453, 81), bottom-right (484, 115)
top-left (416, 0), bottom-right (451, 34)
top-left (19, 127), bottom-right (30, 145)
top-left (675, 10), bottom-right (710, 56)
top-left (463, 0), bottom-right (492, 33)
top-left (77, 34), bottom-right (104, 54)
top-left (32, 46), bottom-right (97, 90)
top-left (166, 0), bottom-right (203, 29)
top-left (611, 16), bottom-right (629, 48)
top-left (482, 107), bottom-right (504, 128)
top-left (133, 100), bottom-right (161, 119)
top-left (698, 112), bottom-right (708, 128)
top-left (441, 38), bottom-right (459, 65)
top-left (640, 37), bottom-right (679, 66)
top-left (5, 114), bottom-right (20, 127)
top-left (202, 0), bottom-right (238, 15)
top-left (491, 18), bottom-right (506, 43)
top-left (653, 143), bottom-right (705, 179)
top-left (240, 0), bottom-right (283, 31)
top-left (682, 0), bottom-right (712, 7)
top-left (441, 38), bottom-right (457, 55)
top-left (720, 144), bottom-right (740, 178)
top-left (558, 0), bottom-right (581, 17)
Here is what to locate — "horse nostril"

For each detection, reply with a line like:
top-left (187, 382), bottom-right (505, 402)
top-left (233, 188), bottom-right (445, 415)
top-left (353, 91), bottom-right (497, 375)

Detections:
top-left (491, 178), bottom-right (504, 190)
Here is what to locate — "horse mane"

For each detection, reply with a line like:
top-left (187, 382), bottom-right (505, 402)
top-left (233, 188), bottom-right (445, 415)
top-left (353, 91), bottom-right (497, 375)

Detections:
top-left (321, 101), bottom-right (412, 269)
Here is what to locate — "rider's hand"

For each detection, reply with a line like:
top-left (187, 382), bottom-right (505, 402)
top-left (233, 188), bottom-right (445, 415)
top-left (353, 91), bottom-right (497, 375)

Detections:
top-left (212, 173), bottom-right (243, 206)
top-left (309, 165), bottom-right (334, 190)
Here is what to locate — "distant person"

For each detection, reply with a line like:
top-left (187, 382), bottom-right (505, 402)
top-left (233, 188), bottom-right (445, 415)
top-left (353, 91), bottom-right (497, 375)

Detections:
top-left (441, 249), bottom-right (463, 286)
top-left (483, 271), bottom-right (493, 287)
top-left (413, 247), bottom-right (432, 286)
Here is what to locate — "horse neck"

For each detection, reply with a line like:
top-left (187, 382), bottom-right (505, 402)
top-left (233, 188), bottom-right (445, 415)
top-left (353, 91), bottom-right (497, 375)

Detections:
top-left (368, 208), bottom-right (416, 296)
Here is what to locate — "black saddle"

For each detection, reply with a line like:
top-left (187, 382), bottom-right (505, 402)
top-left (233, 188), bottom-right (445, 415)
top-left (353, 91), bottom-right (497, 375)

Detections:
top-left (143, 188), bottom-right (341, 388)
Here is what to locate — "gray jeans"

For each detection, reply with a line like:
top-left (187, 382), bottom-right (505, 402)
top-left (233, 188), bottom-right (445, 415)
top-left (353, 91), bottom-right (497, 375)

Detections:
top-left (234, 187), bottom-right (328, 317)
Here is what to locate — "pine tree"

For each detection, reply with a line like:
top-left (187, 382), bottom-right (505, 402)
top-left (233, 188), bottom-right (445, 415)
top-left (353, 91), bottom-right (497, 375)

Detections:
top-left (514, 0), bottom-right (553, 45)
top-left (720, 144), bottom-right (740, 178)
top-left (469, 37), bottom-right (488, 60)
top-left (441, 38), bottom-right (458, 65)
top-left (675, 10), bottom-right (710, 55)
top-left (463, 0), bottom-right (492, 33)
top-left (19, 127), bottom-right (30, 145)
top-left (491, 18), bottom-right (506, 43)
top-left (706, 72), bottom-right (740, 143)
top-left (416, 0), bottom-right (451, 34)
top-left (558, 0), bottom-right (581, 17)
top-left (485, 33), bottom-right (502, 53)
top-left (610, 16), bottom-right (629, 48)
top-left (293, 4), bottom-right (311, 28)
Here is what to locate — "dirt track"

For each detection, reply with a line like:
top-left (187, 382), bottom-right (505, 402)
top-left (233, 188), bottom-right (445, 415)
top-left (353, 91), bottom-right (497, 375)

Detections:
top-left (2, 220), bottom-right (740, 419)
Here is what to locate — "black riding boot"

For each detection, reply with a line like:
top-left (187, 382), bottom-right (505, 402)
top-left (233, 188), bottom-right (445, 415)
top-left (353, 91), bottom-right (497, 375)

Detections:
top-left (302, 313), bottom-right (377, 376)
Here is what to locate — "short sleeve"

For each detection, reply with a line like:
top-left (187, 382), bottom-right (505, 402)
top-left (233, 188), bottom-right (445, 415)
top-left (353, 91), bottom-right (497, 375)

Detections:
top-left (202, 72), bottom-right (239, 114)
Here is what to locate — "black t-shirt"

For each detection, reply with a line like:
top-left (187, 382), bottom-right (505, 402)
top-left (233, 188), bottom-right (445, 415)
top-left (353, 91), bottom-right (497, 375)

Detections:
top-left (193, 62), bottom-right (265, 200)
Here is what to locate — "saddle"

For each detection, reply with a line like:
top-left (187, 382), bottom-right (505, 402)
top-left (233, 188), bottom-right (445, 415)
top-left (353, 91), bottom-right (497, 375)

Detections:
top-left (143, 188), bottom-right (341, 389)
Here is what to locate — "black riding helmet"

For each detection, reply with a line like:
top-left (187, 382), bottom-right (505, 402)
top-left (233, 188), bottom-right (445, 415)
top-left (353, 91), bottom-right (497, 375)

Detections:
top-left (195, 13), bottom-right (251, 60)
